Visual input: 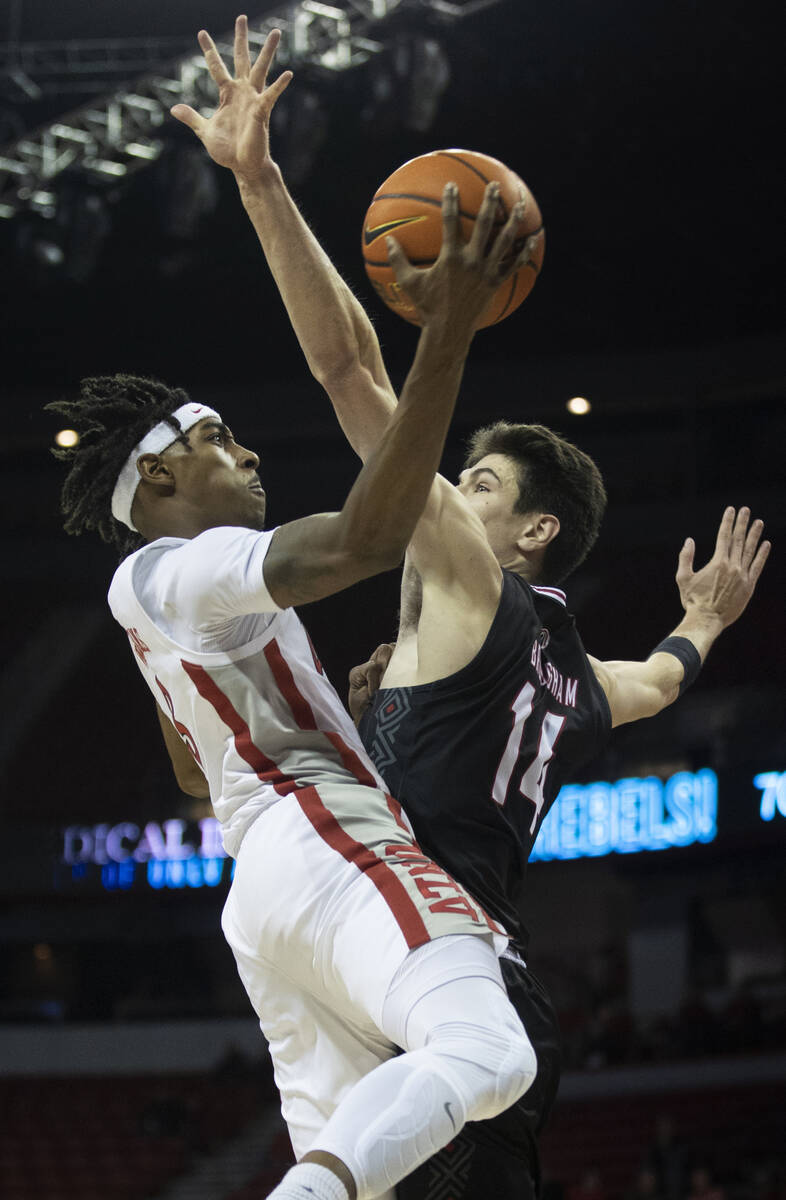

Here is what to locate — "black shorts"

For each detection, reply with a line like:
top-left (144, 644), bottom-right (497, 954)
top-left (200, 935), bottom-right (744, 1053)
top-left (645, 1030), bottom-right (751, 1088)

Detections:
top-left (397, 957), bottom-right (562, 1200)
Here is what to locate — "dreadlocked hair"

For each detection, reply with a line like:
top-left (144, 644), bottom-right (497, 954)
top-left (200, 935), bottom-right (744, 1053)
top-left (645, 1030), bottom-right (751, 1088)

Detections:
top-left (45, 373), bottom-right (193, 559)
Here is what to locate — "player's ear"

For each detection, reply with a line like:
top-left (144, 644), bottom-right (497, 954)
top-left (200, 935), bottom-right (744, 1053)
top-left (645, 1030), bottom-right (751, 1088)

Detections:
top-left (137, 453), bottom-right (176, 493)
top-left (515, 512), bottom-right (560, 554)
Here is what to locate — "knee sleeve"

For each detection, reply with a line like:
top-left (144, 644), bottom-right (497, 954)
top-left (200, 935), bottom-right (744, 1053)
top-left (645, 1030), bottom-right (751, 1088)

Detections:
top-left (315, 1046), bottom-right (470, 1200)
top-left (427, 1014), bottom-right (537, 1120)
top-left (386, 944), bottom-right (538, 1122)
top-left (313, 938), bottom-right (538, 1200)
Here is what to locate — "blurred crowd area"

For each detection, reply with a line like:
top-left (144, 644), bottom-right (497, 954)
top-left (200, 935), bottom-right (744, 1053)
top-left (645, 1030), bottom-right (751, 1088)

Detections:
top-left (553, 1153), bottom-right (786, 1200)
top-left (547, 1114), bottom-right (786, 1200)
top-left (537, 942), bottom-right (786, 1071)
top-left (4, 929), bottom-right (786, 1071)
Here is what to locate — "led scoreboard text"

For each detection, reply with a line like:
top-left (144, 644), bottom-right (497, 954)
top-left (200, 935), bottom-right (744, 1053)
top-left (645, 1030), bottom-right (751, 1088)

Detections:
top-left (529, 769), bottom-right (717, 861)
top-left (61, 767), bottom-right (785, 891)
top-left (754, 771), bottom-right (786, 821)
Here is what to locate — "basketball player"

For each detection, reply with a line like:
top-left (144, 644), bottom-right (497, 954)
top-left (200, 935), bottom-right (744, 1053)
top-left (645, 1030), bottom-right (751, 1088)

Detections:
top-left (48, 23), bottom-right (550, 1200)
top-left (347, 503), bottom-right (767, 1200)
top-left (168, 23), bottom-right (772, 1200)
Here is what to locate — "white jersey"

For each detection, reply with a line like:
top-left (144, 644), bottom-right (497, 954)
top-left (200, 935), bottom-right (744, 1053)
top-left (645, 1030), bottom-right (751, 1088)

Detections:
top-left (107, 525), bottom-right (388, 858)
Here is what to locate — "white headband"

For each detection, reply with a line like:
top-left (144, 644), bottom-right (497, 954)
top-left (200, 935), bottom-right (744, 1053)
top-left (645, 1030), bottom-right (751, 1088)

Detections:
top-left (111, 402), bottom-right (222, 531)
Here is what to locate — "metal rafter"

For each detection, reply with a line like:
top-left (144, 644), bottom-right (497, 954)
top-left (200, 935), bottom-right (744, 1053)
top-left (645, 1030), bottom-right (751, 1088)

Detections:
top-left (0, 38), bottom-right (196, 99)
top-left (0, 0), bottom-right (504, 219)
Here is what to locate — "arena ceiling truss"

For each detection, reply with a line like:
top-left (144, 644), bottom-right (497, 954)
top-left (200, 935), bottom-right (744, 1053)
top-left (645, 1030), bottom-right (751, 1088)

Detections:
top-left (0, 0), bottom-right (504, 220)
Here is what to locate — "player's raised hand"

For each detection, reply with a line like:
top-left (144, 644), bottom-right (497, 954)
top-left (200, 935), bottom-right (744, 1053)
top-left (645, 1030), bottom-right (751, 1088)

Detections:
top-left (171, 15), bottom-right (292, 180)
top-left (385, 181), bottom-right (538, 334)
top-left (348, 643), bottom-right (395, 724)
top-left (676, 506), bottom-right (771, 630)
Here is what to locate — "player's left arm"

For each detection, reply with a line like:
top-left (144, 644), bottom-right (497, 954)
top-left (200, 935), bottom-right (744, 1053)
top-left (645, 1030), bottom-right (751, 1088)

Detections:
top-left (588, 507), bottom-right (770, 728)
top-left (156, 704), bottom-right (210, 799)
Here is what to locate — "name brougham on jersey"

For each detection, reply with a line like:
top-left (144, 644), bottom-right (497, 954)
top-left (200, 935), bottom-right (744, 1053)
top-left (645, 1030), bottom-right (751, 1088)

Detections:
top-left (530, 639), bottom-right (578, 708)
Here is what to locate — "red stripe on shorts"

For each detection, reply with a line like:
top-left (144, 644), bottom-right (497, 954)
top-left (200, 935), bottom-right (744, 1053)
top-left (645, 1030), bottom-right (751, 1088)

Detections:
top-left (264, 638), bottom-right (379, 789)
top-left (180, 660), bottom-right (298, 796)
top-left (385, 791), bottom-right (415, 836)
top-left (296, 785), bottom-right (430, 950)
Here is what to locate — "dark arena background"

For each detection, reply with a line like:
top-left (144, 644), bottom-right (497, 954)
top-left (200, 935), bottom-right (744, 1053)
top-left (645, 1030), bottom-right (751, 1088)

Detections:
top-left (1, 1), bottom-right (785, 1198)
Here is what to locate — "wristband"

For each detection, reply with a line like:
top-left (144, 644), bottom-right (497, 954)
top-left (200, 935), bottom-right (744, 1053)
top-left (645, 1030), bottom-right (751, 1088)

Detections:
top-left (651, 636), bottom-right (702, 696)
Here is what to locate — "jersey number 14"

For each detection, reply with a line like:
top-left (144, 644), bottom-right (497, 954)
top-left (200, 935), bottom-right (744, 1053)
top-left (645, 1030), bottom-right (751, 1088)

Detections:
top-left (492, 682), bottom-right (566, 833)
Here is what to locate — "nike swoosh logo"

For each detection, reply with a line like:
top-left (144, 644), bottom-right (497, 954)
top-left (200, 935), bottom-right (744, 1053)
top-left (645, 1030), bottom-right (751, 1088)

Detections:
top-left (363, 215), bottom-right (428, 246)
top-left (444, 1100), bottom-right (456, 1130)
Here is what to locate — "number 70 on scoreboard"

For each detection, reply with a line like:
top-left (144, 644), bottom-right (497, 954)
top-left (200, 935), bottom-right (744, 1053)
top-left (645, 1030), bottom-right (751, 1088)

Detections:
top-left (754, 771), bottom-right (786, 821)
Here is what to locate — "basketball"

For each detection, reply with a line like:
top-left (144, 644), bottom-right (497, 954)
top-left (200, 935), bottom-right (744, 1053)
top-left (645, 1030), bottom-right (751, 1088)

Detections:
top-left (361, 149), bottom-right (545, 328)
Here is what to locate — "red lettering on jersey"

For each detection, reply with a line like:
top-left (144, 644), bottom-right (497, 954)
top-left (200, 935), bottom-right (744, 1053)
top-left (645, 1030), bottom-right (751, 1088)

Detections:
top-left (416, 876), bottom-right (466, 902)
top-left (127, 627), bottom-right (151, 666)
top-left (383, 842), bottom-right (492, 932)
top-left (156, 676), bottom-right (203, 767)
top-left (429, 895), bottom-right (480, 921)
top-left (384, 845), bottom-right (423, 862)
top-left (414, 876), bottom-right (444, 901)
top-left (408, 861), bottom-right (441, 877)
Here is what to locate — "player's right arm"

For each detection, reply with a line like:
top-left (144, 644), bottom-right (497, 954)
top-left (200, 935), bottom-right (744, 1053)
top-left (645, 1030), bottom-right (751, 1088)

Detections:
top-left (262, 194), bottom-right (528, 608)
top-left (588, 507), bottom-right (770, 727)
top-left (237, 144), bottom-right (514, 616)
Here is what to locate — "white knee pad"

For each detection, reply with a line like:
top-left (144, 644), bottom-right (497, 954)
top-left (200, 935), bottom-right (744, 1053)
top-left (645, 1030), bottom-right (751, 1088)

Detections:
top-left (312, 936), bottom-right (537, 1200)
top-left (427, 1014), bottom-right (537, 1120)
top-left (316, 1046), bottom-right (470, 1200)
top-left (380, 935), bottom-right (537, 1123)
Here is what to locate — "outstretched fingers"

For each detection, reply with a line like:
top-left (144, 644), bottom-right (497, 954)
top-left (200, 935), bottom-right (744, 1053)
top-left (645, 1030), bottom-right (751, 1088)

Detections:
top-left (730, 505), bottom-right (751, 566)
top-left (257, 66), bottom-right (293, 113)
top-left (170, 103), bottom-right (206, 138)
top-left (234, 14), bottom-right (251, 78)
top-left (385, 235), bottom-right (415, 290)
top-left (742, 515), bottom-right (765, 569)
top-left (198, 29), bottom-right (233, 87)
top-left (749, 538), bottom-right (771, 585)
top-left (439, 182), bottom-right (460, 255)
top-left (713, 505), bottom-right (736, 560)
top-left (250, 27), bottom-right (283, 91)
top-left (676, 536), bottom-right (696, 584)
top-left (514, 232), bottom-right (541, 272)
top-left (467, 180), bottom-right (501, 258)
top-left (487, 197), bottom-right (528, 278)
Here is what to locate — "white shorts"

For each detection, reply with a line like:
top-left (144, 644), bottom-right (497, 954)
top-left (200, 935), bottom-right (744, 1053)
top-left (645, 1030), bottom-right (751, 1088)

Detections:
top-left (221, 784), bottom-right (507, 1157)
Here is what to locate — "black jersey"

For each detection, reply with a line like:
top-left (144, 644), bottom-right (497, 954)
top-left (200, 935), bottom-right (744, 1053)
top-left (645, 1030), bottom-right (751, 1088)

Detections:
top-left (359, 570), bottom-right (612, 953)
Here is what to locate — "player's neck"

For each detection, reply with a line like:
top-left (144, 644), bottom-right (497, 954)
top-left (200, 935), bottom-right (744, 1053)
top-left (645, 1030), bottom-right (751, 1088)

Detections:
top-left (137, 507), bottom-right (217, 543)
top-left (496, 550), bottom-right (540, 582)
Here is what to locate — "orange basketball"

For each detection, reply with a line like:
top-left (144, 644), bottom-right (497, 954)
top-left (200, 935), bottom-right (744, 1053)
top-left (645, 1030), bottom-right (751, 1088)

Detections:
top-left (362, 149), bottom-right (545, 328)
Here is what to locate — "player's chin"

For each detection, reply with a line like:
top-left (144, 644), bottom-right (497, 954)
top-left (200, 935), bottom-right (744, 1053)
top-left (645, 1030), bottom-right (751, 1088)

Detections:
top-left (219, 495), bottom-right (266, 531)
top-left (245, 494), bottom-right (267, 529)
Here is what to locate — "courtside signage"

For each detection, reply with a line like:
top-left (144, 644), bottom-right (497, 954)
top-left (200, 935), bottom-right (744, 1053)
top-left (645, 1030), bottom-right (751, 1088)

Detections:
top-left (62, 817), bottom-right (233, 892)
top-left (60, 767), bottom-right (786, 890)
